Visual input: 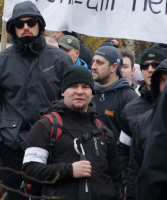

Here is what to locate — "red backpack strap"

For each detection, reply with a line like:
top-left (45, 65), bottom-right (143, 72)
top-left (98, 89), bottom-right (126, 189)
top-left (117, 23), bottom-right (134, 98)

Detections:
top-left (41, 111), bottom-right (63, 146)
top-left (94, 118), bottom-right (108, 138)
top-left (50, 112), bottom-right (63, 141)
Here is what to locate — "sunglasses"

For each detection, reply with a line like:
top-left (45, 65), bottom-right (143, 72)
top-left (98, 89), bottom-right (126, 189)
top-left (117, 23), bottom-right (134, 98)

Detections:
top-left (140, 61), bottom-right (160, 70)
top-left (14, 18), bottom-right (38, 29)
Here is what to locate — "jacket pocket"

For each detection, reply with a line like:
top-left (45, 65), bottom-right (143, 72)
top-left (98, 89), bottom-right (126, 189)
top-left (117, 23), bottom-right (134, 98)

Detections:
top-left (0, 119), bottom-right (22, 149)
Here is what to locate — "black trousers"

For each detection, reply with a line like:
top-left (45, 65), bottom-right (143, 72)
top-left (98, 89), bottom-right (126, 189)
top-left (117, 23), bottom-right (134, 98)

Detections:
top-left (0, 142), bottom-right (28, 200)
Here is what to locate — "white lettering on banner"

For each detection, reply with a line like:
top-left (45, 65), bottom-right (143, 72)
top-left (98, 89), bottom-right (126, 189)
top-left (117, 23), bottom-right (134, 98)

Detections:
top-left (3, 0), bottom-right (167, 43)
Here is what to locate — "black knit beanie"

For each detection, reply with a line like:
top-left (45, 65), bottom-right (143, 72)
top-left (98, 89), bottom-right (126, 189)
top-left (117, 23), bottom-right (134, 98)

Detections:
top-left (61, 65), bottom-right (95, 94)
top-left (140, 46), bottom-right (167, 69)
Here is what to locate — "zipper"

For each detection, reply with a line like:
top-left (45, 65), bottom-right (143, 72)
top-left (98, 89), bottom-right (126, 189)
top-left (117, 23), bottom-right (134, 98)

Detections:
top-left (93, 137), bottom-right (100, 156)
top-left (81, 123), bottom-right (96, 200)
top-left (100, 93), bottom-right (105, 101)
top-left (98, 93), bottom-right (105, 115)
top-left (46, 78), bottom-right (57, 100)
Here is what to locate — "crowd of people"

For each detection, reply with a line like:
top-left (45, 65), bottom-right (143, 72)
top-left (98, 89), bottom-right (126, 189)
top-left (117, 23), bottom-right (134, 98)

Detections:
top-left (0, 1), bottom-right (167, 200)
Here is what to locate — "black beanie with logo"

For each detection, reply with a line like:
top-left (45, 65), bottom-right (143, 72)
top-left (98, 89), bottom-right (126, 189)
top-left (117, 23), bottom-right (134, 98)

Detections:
top-left (140, 46), bottom-right (167, 68)
top-left (61, 65), bottom-right (95, 94)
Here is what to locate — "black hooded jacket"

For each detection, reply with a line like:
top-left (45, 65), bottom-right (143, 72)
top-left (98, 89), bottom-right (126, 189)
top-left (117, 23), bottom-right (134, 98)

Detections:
top-left (118, 82), bottom-right (154, 184)
top-left (79, 38), bottom-right (93, 70)
top-left (126, 60), bottom-right (167, 199)
top-left (136, 59), bottom-right (167, 200)
top-left (0, 2), bottom-right (73, 150)
top-left (22, 100), bottom-right (123, 200)
top-left (92, 78), bottom-right (138, 142)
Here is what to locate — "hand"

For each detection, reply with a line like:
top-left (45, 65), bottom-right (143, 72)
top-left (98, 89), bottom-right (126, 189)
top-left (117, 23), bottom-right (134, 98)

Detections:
top-left (72, 160), bottom-right (92, 178)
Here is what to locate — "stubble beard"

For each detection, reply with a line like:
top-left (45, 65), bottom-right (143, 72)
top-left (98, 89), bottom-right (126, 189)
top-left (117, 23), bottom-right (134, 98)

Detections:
top-left (72, 102), bottom-right (87, 112)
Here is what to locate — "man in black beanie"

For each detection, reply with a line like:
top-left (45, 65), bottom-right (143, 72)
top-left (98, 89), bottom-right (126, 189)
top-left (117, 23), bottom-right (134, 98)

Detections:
top-left (0, 1), bottom-right (72, 199)
top-left (53, 31), bottom-right (93, 69)
top-left (118, 45), bottom-right (167, 189)
top-left (22, 65), bottom-right (124, 200)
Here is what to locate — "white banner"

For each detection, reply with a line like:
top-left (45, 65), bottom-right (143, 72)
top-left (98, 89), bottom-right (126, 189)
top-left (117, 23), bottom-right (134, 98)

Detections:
top-left (2, 0), bottom-right (167, 43)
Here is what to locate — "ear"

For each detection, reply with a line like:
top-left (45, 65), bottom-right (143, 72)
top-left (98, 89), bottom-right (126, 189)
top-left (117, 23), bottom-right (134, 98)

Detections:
top-left (111, 63), bottom-right (118, 73)
top-left (61, 93), bottom-right (64, 97)
top-left (132, 67), bottom-right (135, 76)
top-left (76, 50), bottom-right (80, 57)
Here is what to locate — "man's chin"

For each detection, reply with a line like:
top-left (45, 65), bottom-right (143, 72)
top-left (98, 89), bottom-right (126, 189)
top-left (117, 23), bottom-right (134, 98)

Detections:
top-left (72, 104), bottom-right (87, 112)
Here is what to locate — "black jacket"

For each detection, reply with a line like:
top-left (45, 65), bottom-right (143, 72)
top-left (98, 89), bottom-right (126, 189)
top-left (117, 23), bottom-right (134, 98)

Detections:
top-left (118, 82), bottom-right (154, 184)
top-left (92, 78), bottom-right (138, 142)
top-left (136, 91), bottom-right (167, 200)
top-left (136, 59), bottom-right (167, 200)
top-left (79, 39), bottom-right (93, 70)
top-left (0, 3), bottom-right (73, 150)
top-left (22, 100), bottom-right (123, 200)
top-left (126, 60), bottom-right (167, 199)
top-left (126, 109), bottom-right (153, 200)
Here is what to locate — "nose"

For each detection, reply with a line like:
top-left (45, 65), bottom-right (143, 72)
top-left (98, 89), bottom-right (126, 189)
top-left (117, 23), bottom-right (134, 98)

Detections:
top-left (23, 23), bottom-right (29, 29)
top-left (91, 62), bottom-right (96, 70)
top-left (53, 32), bottom-right (56, 38)
top-left (76, 86), bottom-right (84, 94)
top-left (148, 64), bottom-right (154, 72)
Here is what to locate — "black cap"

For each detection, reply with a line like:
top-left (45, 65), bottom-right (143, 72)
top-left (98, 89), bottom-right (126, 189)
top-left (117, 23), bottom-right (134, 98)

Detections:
top-left (61, 65), bottom-right (95, 94)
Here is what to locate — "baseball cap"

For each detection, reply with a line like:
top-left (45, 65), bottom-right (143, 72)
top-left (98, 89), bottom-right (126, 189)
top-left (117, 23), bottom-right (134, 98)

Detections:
top-left (58, 35), bottom-right (80, 50)
top-left (94, 46), bottom-right (124, 78)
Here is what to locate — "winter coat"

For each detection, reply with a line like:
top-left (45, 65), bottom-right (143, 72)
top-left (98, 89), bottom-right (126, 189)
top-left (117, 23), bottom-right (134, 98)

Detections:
top-left (136, 90), bottom-right (166, 200)
top-left (22, 100), bottom-right (124, 200)
top-left (0, 2), bottom-right (73, 150)
top-left (75, 57), bottom-right (89, 69)
top-left (126, 60), bottom-right (167, 199)
top-left (92, 78), bottom-right (138, 142)
top-left (126, 109), bottom-right (153, 200)
top-left (136, 59), bottom-right (167, 200)
top-left (79, 39), bottom-right (93, 70)
top-left (118, 82), bottom-right (154, 184)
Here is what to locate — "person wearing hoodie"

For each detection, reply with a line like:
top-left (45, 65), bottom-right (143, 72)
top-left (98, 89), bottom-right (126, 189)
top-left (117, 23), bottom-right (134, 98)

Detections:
top-left (91, 46), bottom-right (138, 142)
top-left (53, 31), bottom-right (93, 70)
top-left (0, 1), bottom-right (72, 200)
top-left (126, 59), bottom-right (167, 200)
top-left (118, 46), bottom-right (167, 186)
top-left (22, 65), bottom-right (124, 200)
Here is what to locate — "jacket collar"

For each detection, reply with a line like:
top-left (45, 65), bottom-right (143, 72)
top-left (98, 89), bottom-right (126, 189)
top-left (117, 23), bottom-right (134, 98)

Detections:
top-left (139, 82), bottom-right (154, 104)
top-left (12, 33), bottom-right (46, 57)
top-left (51, 99), bottom-right (98, 119)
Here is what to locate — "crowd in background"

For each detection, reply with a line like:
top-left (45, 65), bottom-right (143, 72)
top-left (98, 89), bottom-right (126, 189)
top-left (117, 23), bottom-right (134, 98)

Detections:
top-left (0, 1), bottom-right (167, 200)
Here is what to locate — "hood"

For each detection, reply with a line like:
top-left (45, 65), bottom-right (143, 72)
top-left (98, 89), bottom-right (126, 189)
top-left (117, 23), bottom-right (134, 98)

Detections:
top-left (139, 82), bottom-right (153, 104)
top-left (51, 99), bottom-right (98, 117)
top-left (7, 1), bottom-right (46, 35)
top-left (94, 77), bottom-right (133, 93)
top-left (151, 59), bottom-right (167, 102)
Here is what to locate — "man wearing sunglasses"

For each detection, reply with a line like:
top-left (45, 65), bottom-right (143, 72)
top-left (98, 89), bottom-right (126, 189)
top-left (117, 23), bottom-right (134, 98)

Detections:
top-left (118, 46), bottom-right (167, 189)
top-left (0, 1), bottom-right (72, 200)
